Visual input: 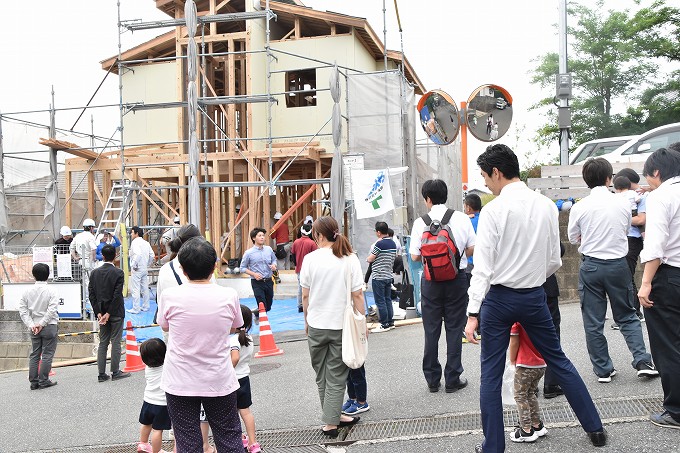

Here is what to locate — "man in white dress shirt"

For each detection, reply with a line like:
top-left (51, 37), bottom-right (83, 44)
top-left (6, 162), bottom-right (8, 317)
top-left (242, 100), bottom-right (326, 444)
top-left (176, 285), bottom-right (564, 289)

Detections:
top-left (128, 226), bottom-right (155, 314)
top-left (567, 157), bottom-right (657, 383)
top-left (465, 144), bottom-right (605, 453)
top-left (638, 145), bottom-right (680, 429)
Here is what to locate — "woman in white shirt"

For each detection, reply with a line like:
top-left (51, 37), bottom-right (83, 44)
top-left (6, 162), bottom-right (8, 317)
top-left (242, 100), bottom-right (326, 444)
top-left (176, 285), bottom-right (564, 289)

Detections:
top-left (300, 216), bottom-right (365, 438)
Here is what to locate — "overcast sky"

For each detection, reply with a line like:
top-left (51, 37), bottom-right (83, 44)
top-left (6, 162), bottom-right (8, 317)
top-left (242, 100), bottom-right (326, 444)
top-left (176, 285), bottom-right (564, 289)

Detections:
top-left (0, 0), bottom-right (642, 188)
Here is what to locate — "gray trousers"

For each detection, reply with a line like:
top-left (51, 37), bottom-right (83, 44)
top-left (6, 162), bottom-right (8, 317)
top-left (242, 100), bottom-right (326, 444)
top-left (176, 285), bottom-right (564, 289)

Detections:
top-left (308, 326), bottom-right (349, 425)
top-left (29, 324), bottom-right (58, 385)
top-left (97, 316), bottom-right (124, 375)
top-left (579, 256), bottom-right (651, 377)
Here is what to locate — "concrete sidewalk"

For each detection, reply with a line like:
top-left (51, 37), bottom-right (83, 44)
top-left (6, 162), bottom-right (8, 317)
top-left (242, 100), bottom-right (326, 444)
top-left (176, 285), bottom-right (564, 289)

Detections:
top-left (1, 303), bottom-right (670, 452)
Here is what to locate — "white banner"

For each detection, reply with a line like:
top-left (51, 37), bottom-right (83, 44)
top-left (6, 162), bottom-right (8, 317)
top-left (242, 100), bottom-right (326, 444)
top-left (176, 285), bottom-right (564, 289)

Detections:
top-left (352, 169), bottom-right (395, 219)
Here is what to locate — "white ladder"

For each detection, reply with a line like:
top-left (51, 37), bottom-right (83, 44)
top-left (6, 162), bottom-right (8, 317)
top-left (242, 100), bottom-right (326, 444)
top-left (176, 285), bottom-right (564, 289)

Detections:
top-left (96, 181), bottom-right (135, 235)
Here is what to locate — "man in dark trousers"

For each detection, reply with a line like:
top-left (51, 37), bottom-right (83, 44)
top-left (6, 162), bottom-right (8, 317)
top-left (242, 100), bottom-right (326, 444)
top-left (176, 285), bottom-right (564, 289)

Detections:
top-left (89, 244), bottom-right (131, 383)
top-left (543, 243), bottom-right (565, 399)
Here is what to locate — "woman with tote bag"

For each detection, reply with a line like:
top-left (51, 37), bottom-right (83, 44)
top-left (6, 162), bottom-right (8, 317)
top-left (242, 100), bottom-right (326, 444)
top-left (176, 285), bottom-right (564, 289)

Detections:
top-left (300, 216), bottom-right (366, 438)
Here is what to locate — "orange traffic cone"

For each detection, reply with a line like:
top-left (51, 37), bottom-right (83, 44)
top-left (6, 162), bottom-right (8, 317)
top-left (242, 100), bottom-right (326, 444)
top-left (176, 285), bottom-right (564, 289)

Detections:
top-left (122, 321), bottom-right (145, 372)
top-left (254, 302), bottom-right (283, 358)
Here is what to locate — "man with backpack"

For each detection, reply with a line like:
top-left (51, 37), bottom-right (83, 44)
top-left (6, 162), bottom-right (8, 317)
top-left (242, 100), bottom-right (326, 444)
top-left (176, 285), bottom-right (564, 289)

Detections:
top-left (409, 179), bottom-right (476, 393)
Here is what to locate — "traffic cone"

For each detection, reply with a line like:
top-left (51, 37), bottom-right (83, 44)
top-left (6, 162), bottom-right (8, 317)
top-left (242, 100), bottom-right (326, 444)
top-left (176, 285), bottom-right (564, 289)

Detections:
top-left (254, 302), bottom-right (283, 358)
top-left (122, 321), bottom-right (145, 372)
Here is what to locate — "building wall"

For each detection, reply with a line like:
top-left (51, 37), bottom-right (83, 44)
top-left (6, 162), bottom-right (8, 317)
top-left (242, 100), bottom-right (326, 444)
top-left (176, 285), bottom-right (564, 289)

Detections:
top-left (121, 62), bottom-right (178, 146)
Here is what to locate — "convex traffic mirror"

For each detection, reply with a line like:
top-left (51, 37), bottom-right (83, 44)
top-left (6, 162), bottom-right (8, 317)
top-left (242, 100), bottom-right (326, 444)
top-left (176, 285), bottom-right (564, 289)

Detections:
top-left (466, 84), bottom-right (513, 142)
top-left (417, 90), bottom-right (460, 145)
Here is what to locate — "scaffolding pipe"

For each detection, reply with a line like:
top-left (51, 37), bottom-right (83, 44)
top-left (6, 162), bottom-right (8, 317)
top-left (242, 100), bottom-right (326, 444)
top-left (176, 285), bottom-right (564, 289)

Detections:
top-left (266, 0), bottom-right (274, 197)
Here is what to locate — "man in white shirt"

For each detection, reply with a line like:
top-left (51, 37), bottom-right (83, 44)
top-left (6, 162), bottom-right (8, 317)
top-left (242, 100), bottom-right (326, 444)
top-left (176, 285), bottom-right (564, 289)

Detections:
top-left (128, 226), bottom-right (155, 314)
top-left (567, 157), bottom-right (657, 384)
top-left (70, 218), bottom-right (98, 314)
top-left (465, 144), bottom-right (605, 452)
top-left (409, 179), bottom-right (475, 393)
top-left (638, 145), bottom-right (680, 429)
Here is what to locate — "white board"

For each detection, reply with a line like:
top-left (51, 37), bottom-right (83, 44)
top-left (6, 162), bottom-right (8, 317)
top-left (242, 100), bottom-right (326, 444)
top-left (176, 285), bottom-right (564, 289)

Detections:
top-left (2, 282), bottom-right (82, 319)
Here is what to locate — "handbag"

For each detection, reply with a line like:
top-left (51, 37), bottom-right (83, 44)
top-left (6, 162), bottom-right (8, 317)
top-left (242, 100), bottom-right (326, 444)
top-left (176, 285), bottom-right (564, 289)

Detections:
top-left (342, 258), bottom-right (368, 369)
top-left (501, 357), bottom-right (517, 406)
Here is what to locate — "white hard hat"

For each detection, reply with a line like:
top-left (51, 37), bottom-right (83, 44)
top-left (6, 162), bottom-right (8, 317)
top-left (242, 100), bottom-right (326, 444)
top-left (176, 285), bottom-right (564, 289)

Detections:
top-left (235, 204), bottom-right (241, 211)
top-left (274, 212), bottom-right (282, 220)
top-left (60, 226), bottom-right (72, 236)
top-left (95, 233), bottom-right (105, 243)
top-left (173, 216), bottom-right (181, 224)
top-left (83, 218), bottom-right (96, 227)
top-left (304, 215), bottom-right (313, 224)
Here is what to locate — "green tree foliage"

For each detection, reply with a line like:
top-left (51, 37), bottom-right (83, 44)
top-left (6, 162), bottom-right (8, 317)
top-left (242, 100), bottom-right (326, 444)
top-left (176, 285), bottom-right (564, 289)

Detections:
top-left (529, 1), bottom-right (680, 150)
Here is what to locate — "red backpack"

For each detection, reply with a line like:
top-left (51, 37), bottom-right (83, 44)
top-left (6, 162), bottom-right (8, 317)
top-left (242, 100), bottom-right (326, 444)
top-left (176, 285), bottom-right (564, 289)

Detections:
top-left (420, 209), bottom-right (460, 282)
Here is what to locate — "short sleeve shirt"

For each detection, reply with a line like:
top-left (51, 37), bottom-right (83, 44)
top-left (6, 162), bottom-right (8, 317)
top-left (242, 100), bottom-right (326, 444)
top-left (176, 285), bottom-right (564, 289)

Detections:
top-left (511, 323), bottom-right (546, 368)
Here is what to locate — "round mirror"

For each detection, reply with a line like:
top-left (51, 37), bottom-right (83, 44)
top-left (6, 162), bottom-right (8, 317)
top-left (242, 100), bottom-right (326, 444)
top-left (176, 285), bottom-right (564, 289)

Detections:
top-left (417, 90), bottom-right (460, 145)
top-left (466, 84), bottom-right (513, 142)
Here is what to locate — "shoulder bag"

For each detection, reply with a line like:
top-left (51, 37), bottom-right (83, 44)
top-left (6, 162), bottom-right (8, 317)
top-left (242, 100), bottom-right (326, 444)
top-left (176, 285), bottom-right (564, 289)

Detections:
top-left (342, 258), bottom-right (368, 369)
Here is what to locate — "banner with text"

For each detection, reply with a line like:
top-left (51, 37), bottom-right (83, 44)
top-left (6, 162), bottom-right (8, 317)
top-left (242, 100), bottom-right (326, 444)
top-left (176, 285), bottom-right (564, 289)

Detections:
top-left (352, 169), bottom-right (395, 219)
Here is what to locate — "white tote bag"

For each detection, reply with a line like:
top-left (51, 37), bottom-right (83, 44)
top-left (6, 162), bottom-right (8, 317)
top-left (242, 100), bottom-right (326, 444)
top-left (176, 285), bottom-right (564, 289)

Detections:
top-left (342, 259), bottom-right (368, 369)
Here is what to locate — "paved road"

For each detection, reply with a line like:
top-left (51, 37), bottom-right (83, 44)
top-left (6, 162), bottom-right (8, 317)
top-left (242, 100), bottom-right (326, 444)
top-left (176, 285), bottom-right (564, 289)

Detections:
top-left (1, 303), bottom-right (672, 452)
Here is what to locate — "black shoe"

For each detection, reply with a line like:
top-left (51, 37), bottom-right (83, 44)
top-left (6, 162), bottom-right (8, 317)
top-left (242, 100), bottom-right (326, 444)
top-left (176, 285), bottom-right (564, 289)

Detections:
top-left (543, 385), bottom-right (564, 399)
top-left (30, 383), bottom-right (40, 390)
top-left (474, 445), bottom-right (483, 453)
top-left (338, 416), bottom-right (360, 427)
top-left (445, 378), bottom-right (468, 393)
top-left (428, 382), bottom-right (441, 393)
top-left (38, 380), bottom-right (58, 389)
top-left (298, 306), bottom-right (304, 313)
top-left (588, 429), bottom-right (607, 447)
top-left (111, 371), bottom-right (131, 381)
top-left (98, 374), bottom-right (110, 383)
top-left (321, 428), bottom-right (339, 438)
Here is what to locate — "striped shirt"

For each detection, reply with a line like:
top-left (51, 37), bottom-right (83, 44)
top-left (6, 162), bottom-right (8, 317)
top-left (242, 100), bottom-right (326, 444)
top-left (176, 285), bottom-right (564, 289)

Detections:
top-left (371, 238), bottom-right (397, 280)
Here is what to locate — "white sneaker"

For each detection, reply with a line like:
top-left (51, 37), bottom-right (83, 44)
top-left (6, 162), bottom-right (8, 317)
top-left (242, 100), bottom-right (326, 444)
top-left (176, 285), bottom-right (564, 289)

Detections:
top-left (598, 369), bottom-right (617, 383)
top-left (371, 325), bottom-right (394, 333)
top-left (126, 308), bottom-right (141, 314)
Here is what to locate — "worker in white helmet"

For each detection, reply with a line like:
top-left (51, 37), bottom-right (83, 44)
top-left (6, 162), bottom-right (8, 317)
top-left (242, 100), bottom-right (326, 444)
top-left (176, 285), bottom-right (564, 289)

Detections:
top-left (70, 218), bottom-right (98, 314)
top-left (160, 216), bottom-right (181, 265)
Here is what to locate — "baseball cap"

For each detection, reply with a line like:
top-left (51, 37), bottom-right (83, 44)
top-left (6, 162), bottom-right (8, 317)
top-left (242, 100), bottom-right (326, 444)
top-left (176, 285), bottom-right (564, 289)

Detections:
top-left (274, 212), bottom-right (282, 220)
top-left (60, 226), bottom-right (72, 236)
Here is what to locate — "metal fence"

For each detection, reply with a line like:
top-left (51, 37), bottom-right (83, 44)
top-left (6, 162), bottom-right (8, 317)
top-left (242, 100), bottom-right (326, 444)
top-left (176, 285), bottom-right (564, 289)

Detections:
top-left (0, 245), bottom-right (83, 284)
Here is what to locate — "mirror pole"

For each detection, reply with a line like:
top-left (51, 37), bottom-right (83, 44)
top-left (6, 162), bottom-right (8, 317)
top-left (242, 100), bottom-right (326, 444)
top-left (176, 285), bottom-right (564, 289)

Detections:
top-left (460, 101), bottom-right (469, 202)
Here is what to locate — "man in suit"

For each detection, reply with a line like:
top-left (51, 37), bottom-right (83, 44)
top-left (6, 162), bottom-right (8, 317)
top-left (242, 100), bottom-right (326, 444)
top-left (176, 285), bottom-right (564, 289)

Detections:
top-left (89, 244), bottom-right (131, 383)
top-left (543, 243), bottom-right (565, 398)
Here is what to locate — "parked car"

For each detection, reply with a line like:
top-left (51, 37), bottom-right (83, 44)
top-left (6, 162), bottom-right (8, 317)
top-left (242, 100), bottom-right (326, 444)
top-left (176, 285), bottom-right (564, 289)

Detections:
top-left (569, 135), bottom-right (638, 165)
top-left (602, 122), bottom-right (680, 164)
top-left (495, 98), bottom-right (508, 110)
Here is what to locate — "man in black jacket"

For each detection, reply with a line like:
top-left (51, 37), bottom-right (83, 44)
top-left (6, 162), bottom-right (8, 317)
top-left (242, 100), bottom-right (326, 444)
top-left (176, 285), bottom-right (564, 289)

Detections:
top-left (89, 245), bottom-right (130, 382)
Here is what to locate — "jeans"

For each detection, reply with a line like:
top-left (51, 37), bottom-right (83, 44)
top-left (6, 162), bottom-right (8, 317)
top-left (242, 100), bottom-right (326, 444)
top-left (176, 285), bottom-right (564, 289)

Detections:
top-left (130, 270), bottom-right (150, 311)
top-left (28, 324), bottom-right (58, 385)
top-left (347, 365), bottom-right (367, 402)
top-left (579, 256), bottom-right (651, 377)
top-left (420, 272), bottom-right (467, 388)
top-left (480, 285), bottom-right (602, 453)
top-left (372, 278), bottom-right (393, 327)
top-left (97, 316), bottom-right (124, 375)
top-left (166, 392), bottom-right (242, 453)
top-left (626, 236), bottom-right (644, 316)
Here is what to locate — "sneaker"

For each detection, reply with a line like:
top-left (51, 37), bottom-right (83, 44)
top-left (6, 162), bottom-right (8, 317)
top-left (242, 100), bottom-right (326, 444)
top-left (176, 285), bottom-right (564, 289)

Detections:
top-left (533, 421), bottom-right (547, 437)
top-left (343, 401), bottom-right (370, 415)
top-left (598, 369), bottom-right (617, 383)
top-left (610, 323), bottom-right (620, 330)
top-left (98, 373), bottom-right (110, 383)
top-left (248, 442), bottom-right (261, 453)
top-left (342, 399), bottom-right (356, 412)
top-left (140, 306), bottom-right (150, 312)
top-left (370, 325), bottom-right (394, 333)
top-left (112, 371), bottom-right (131, 381)
top-left (126, 308), bottom-right (141, 314)
top-left (650, 411), bottom-right (680, 429)
top-left (636, 361), bottom-right (659, 378)
top-left (509, 426), bottom-right (538, 443)
top-left (137, 442), bottom-right (152, 453)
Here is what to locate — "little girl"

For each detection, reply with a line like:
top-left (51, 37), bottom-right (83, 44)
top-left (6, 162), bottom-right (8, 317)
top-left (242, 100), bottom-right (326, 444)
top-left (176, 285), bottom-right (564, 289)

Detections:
top-left (138, 338), bottom-right (171, 453)
top-left (230, 305), bottom-right (261, 453)
top-left (508, 322), bottom-right (548, 443)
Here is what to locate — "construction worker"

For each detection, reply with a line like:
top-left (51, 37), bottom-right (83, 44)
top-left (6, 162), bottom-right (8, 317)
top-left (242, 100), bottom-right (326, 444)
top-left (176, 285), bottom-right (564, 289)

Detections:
top-left (70, 218), bottom-right (98, 314)
top-left (160, 216), bottom-right (181, 265)
top-left (127, 226), bottom-right (155, 314)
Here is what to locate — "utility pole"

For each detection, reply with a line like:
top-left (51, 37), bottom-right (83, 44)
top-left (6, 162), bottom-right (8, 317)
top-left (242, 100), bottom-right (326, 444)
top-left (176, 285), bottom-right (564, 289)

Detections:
top-left (557, 0), bottom-right (571, 165)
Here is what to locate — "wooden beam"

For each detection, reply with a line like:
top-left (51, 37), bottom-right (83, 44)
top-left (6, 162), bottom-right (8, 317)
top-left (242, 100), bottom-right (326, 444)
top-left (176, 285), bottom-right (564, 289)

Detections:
top-left (294, 17), bottom-right (301, 39)
top-left (269, 185), bottom-right (317, 235)
top-left (178, 31), bottom-right (248, 45)
top-left (125, 170), bottom-right (174, 224)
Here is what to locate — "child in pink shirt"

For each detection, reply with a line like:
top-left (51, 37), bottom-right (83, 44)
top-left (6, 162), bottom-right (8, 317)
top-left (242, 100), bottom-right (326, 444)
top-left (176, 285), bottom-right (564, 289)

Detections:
top-left (508, 322), bottom-right (548, 443)
top-left (158, 238), bottom-right (244, 452)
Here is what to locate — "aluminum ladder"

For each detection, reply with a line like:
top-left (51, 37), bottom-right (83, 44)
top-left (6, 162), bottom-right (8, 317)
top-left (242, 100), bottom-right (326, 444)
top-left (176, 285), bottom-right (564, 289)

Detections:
top-left (96, 181), bottom-right (135, 235)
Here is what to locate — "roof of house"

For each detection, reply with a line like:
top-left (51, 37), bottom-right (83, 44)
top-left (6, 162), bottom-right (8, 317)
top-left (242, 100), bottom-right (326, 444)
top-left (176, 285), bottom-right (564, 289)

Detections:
top-left (103, 0), bottom-right (425, 94)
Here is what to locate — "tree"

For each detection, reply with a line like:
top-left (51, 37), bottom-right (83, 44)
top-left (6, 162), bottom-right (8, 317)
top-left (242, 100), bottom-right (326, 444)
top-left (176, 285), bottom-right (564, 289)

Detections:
top-left (530, 1), bottom-right (657, 149)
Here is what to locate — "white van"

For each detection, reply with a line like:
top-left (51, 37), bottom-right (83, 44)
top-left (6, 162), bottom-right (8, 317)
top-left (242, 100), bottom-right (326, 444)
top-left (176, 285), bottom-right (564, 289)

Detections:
top-left (570, 136), bottom-right (638, 164)
top-left (602, 122), bottom-right (680, 164)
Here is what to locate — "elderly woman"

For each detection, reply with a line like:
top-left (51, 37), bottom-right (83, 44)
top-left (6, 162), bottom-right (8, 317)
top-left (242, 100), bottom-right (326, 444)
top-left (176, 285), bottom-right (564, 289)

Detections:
top-left (300, 216), bottom-right (366, 438)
